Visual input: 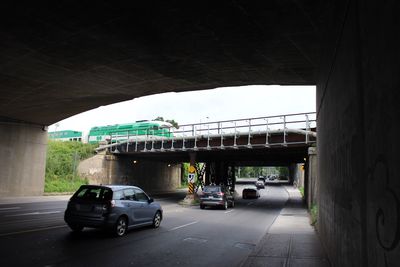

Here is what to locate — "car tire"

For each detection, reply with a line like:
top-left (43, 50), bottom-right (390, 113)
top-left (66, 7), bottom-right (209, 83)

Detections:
top-left (223, 200), bottom-right (228, 210)
top-left (152, 211), bottom-right (162, 228)
top-left (69, 224), bottom-right (83, 232)
top-left (200, 204), bottom-right (205, 209)
top-left (115, 216), bottom-right (128, 237)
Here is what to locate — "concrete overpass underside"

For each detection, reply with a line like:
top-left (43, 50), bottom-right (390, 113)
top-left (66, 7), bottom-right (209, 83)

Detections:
top-left (1, 1), bottom-right (400, 266)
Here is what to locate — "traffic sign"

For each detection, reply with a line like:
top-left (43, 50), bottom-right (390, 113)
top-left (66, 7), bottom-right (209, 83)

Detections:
top-left (188, 165), bottom-right (196, 173)
top-left (188, 173), bottom-right (195, 183)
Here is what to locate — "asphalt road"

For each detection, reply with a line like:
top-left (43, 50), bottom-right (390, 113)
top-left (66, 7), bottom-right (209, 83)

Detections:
top-left (0, 184), bottom-right (288, 267)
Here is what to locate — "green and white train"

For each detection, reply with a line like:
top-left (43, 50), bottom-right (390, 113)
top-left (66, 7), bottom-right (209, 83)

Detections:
top-left (87, 120), bottom-right (174, 144)
top-left (48, 130), bottom-right (83, 142)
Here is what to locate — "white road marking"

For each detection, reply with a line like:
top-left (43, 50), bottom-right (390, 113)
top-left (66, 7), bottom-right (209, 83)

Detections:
top-left (0, 207), bottom-right (21, 211)
top-left (0, 225), bottom-right (67, 237)
top-left (247, 202), bottom-right (254, 206)
top-left (169, 221), bottom-right (198, 231)
top-left (224, 210), bottom-right (234, 214)
top-left (5, 211), bottom-right (61, 217)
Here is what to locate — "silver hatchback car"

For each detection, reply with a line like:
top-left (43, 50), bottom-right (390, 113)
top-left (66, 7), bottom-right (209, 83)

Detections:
top-left (64, 185), bottom-right (163, 236)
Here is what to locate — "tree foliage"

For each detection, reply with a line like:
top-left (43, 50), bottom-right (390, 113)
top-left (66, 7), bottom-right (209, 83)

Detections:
top-left (45, 141), bottom-right (97, 192)
top-left (237, 166), bottom-right (289, 178)
top-left (154, 116), bottom-right (179, 129)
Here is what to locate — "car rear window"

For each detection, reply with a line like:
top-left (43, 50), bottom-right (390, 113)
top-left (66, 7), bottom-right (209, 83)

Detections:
top-left (203, 186), bottom-right (222, 193)
top-left (73, 186), bottom-right (112, 201)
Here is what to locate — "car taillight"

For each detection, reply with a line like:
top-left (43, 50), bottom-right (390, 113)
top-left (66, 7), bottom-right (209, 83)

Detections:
top-left (217, 192), bottom-right (224, 196)
top-left (102, 200), bottom-right (115, 211)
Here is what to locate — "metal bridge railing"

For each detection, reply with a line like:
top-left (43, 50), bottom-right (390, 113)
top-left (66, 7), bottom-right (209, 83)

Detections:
top-left (101, 112), bottom-right (316, 153)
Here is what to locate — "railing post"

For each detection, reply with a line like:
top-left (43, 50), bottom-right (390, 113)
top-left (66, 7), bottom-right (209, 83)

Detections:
top-left (143, 129), bottom-right (148, 152)
top-left (182, 126), bottom-right (186, 151)
top-left (151, 129), bottom-right (154, 151)
top-left (247, 119), bottom-right (252, 147)
top-left (135, 130), bottom-right (138, 152)
top-left (283, 115), bottom-right (287, 146)
top-left (220, 122), bottom-right (224, 149)
top-left (194, 126), bottom-right (198, 150)
top-left (207, 124), bottom-right (211, 150)
top-left (305, 114), bottom-right (309, 144)
top-left (265, 119), bottom-right (270, 147)
top-left (126, 131), bottom-right (129, 152)
top-left (233, 121), bottom-right (237, 148)
top-left (171, 128), bottom-right (175, 151)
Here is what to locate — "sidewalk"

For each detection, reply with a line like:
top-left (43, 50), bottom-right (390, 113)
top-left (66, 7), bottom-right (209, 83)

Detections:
top-left (240, 186), bottom-right (331, 267)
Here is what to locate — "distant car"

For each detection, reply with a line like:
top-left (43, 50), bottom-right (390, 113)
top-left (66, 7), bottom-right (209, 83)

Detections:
top-left (268, 175), bottom-right (277, 181)
top-left (255, 179), bottom-right (265, 189)
top-left (242, 187), bottom-right (260, 199)
top-left (199, 185), bottom-right (234, 210)
top-left (258, 176), bottom-right (266, 183)
top-left (64, 185), bottom-right (163, 237)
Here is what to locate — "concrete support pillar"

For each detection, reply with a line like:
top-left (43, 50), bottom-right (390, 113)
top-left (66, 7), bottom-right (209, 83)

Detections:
top-left (288, 164), bottom-right (297, 185)
top-left (205, 161), bottom-right (211, 185)
top-left (0, 122), bottom-right (47, 196)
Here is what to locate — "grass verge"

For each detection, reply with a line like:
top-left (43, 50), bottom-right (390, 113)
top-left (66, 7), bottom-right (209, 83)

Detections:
top-left (45, 176), bottom-right (88, 193)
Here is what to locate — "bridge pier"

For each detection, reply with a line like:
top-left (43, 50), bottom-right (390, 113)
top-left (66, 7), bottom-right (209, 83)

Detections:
top-left (0, 122), bottom-right (47, 196)
top-left (78, 154), bottom-right (181, 194)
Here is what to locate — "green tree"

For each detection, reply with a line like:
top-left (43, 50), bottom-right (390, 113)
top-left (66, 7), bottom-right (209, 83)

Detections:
top-left (154, 116), bottom-right (179, 129)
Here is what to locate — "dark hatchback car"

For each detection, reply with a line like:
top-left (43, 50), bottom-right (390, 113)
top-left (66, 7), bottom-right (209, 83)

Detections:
top-left (199, 185), bottom-right (234, 210)
top-left (64, 185), bottom-right (163, 236)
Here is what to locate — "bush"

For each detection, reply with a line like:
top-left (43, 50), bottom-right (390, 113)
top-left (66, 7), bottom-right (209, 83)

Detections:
top-left (299, 186), bottom-right (304, 198)
top-left (310, 204), bottom-right (318, 226)
top-left (45, 141), bottom-right (96, 193)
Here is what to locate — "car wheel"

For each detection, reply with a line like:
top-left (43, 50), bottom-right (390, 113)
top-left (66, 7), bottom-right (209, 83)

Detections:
top-left (152, 211), bottom-right (162, 228)
top-left (69, 224), bottom-right (83, 232)
top-left (115, 216), bottom-right (128, 237)
top-left (200, 204), bottom-right (205, 209)
top-left (223, 200), bottom-right (228, 210)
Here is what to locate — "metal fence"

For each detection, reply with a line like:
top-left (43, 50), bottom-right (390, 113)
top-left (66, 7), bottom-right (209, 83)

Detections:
top-left (102, 112), bottom-right (317, 153)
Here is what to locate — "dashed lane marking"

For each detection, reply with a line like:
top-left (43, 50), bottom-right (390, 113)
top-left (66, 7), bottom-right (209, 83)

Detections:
top-left (5, 211), bottom-right (61, 217)
top-left (0, 207), bottom-right (21, 211)
top-left (169, 221), bottom-right (198, 231)
top-left (0, 225), bottom-right (67, 237)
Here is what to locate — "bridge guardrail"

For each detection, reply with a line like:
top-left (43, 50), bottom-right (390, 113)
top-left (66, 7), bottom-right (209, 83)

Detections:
top-left (101, 112), bottom-right (316, 153)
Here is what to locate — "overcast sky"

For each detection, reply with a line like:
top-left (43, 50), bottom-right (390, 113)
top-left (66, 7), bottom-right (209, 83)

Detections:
top-left (50, 85), bottom-right (316, 135)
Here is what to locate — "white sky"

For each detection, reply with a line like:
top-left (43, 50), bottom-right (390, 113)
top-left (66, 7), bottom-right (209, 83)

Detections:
top-left (50, 85), bottom-right (316, 135)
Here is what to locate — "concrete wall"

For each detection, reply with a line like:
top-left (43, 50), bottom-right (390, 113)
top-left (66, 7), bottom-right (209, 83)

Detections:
top-left (78, 154), bottom-right (181, 194)
top-left (77, 152), bottom-right (115, 185)
top-left (307, 147), bottom-right (318, 209)
top-left (317, 1), bottom-right (400, 266)
top-left (0, 122), bottom-right (47, 196)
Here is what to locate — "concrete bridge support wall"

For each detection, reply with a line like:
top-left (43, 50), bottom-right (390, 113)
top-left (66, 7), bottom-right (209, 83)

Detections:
top-left (307, 147), bottom-right (318, 209)
top-left (78, 154), bottom-right (181, 194)
top-left (0, 123), bottom-right (47, 196)
top-left (318, 1), bottom-right (400, 266)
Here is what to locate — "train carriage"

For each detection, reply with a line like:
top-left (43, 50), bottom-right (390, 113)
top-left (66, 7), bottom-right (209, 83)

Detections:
top-left (88, 120), bottom-right (173, 144)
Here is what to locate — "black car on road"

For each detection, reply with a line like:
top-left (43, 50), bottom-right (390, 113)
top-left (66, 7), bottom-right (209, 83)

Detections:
top-left (199, 185), bottom-right (235, 210)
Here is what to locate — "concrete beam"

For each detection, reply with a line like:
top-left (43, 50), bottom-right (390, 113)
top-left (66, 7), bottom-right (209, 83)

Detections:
top-left (0, 122), bottom-right (47, 196)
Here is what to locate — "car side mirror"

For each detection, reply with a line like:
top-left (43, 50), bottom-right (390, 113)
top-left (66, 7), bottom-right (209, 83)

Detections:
top-left (148, 198), bottom-right (154, 203)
